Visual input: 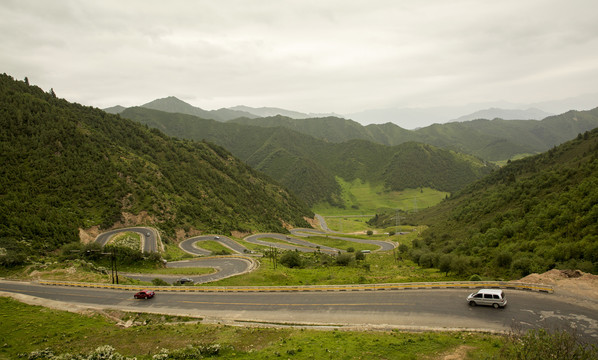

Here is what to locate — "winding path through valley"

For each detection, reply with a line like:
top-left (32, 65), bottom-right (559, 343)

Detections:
top-left (94, 217), bottom-right (396, 284)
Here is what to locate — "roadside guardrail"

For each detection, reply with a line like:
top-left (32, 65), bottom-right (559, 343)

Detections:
top-left (38, 280), bottom-right (553, 293)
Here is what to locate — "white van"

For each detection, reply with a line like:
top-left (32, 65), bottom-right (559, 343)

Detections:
top-left (467, 289), bottom-right (507, 308)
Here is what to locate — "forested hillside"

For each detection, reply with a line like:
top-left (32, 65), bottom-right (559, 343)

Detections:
top-left (0, 74), bottom-right (312, 263)
top-left (122, 107), bottom-right (495, 207)
top-left (392, 128), bottom-right (598, 278)
top-left (231, 108), bottom-right (598, 161)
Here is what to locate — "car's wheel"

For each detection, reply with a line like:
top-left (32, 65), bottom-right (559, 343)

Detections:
top-left (134, 295), bottom-right (139, 299)
top-left (469, 301), bottom-right (476, 307)
top-left (493, 303), bottom-right (499, 309)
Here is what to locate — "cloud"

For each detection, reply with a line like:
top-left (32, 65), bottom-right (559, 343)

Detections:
top-left (1, 0), bottom-right (596, 117)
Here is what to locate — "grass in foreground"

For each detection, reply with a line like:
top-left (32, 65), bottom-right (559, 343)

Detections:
top-left (0, 296), bottom-right (502, 359)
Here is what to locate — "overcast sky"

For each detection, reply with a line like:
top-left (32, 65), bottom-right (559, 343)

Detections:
top-left (1, 0), bottom-right (597, 121)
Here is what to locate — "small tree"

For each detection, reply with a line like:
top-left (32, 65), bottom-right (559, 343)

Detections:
top-left (439, 254), bottom-right (453, 276)
top-left (450, 256), bottom-right (469, 276)
top-left (355, 251), bottom-right (365, 261)
top-left (336, 253), bottom-right (354, 266)
top-left (280, 251), bottom-right (302, 268)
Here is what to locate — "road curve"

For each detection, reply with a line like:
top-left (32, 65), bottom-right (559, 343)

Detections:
top-left (179, 235), bottom-right (250, 256)
top-left (245, 233), bottom-right (340, 254)
top-left (95, 227), bottom-right (158, 253)
top-left (94, 216), bottom-right (396, 284)
top-left (122, 257), bottom-right (256, 284)
top-left (1, 281), bottom-right (596, 342)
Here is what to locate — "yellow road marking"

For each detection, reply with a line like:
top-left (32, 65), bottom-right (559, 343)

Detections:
top-left (181, 301), bottom-right (412, 306)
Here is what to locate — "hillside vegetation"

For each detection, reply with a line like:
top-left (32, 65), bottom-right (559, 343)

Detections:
top-left (386, 128), bottom-right (598, 278)
top-left (122, 107), bottom-right (495, 208)
top-left (232, 108), bottom-right (598, 161)
top-left (0, 74), bottom-right (312, 263)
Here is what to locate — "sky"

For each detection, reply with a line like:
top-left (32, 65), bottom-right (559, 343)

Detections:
top-left (1, 0), bottom-right (597, 125)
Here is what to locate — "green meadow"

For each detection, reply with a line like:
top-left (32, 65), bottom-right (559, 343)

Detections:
top-left (313, 178), bottom-right (448, 215)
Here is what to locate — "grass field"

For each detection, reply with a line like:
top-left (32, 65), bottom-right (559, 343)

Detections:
top-left (313, 178), bottom-right (448, 215)
top-left (0, 296), bottom-right (502, 359)
top-left (194, 240), bottom-right (233, 254)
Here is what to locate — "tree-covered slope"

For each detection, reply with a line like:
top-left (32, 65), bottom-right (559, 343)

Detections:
top-left (400, 128), bottom-right (598, 278)
top-left (122, 107), bottom-right (495, 207)
top-left (230, 108), bottom-right (598, 161)
top-left (0, 74), bottom-right (312, 260)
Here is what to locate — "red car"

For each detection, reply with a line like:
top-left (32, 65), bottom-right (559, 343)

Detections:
top-left (133, 290), bottom-right (155, 299)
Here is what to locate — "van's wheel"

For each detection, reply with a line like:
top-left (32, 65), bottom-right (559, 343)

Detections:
top-left (493, 303), bottom-right (499, 309)
top-left (469, 301), bottom-right (476, 307)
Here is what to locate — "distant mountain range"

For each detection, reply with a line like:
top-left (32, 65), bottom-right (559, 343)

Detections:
top-left (105, 92), bottom-right (598, 129)
top-left (449, 108), bottom-right (553, 122)
top-left (104, 97), bottom-right (341, 121)
top-left (346, 93), bottom-right (598, 129)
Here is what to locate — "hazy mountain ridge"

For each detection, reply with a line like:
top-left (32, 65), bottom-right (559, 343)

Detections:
top-left (0, 74), bottom-right (312, 259)
top-left (140, 96), bottom-right (259, 121)
top-left (229, 105), bottom-right (342, 119)
top-left (233, 108), bottom-right (598, 161)
top-left (449, 107), bottom-right (553, 122)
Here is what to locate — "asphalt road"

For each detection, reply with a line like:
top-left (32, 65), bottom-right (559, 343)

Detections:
top-left (179, 235), bottom-right (250, 256)
top-left (95, 227), bottom-right (157, 253)
top-left (122, 257), bottom-right (256, 284)
top-left (1, 281), bottom-right (596, 342)
top-left (245, 233), bottom-right (340, 254)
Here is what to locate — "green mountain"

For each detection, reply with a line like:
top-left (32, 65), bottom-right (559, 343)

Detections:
top-left (0, 74), bottom-right (312, 262)
top-left (141, 96), bottom-right (258, 121)
top-left (231, 109), bottom-right (598, 161)
top-left (103, 105), bottom-right (126, 114)
top-left (121, 107), bottom-right (495, 207)
top-left (390, 128), bottom-right (598, 277)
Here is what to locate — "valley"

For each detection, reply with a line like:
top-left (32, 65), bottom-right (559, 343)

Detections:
top-left (1, 73), bottom-right (597, 359)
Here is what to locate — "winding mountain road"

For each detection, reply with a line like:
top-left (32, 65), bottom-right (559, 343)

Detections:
top-left (95, 219), bottom-right (396, 284)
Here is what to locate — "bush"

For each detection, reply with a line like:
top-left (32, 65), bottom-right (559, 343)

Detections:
top-left (280, 251), bottom-right (302, 268)
top-left (347, 247), bottom-right (355, 253)
top-left (499, 328), bottom-right (598, 359)
top-left (366, 230), bottom-right (373, 236)
top-left (511, 257), bottom-right (532, 276)
top-left (398, 244), bottom-right (409, 253)
top-left (152, 278), bottom-right (169, 286)
top-left (496, 251), bottom-right (513, 268)
top-left (439, 254), bottom-right (453, 275)
top-left (336, 253), bottom-right (354, 266)
top-left (469, 274), bottom-right (482, 281)
top-left (355, 251), bottom-right (365, 261)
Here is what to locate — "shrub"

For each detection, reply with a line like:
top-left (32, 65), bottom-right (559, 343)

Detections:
top-left (152, 278), bottom-right (169, 286)
top-left (336, 253), bottom-right (354, 266)
top-left (366, 230), bottom-right (373, 236)
top-left (469, 274), bottom-right (482, 281)
top-left (398, 244), bottom-right (409, 253)
top-left (347, 247), bottom-right (355, 253)
top-left (499, 328), bottom-right (598, 359)
top-left (439, 254), bottom-right (453, 275)
top-left (280, 251), bottom-right (302, 268)
top-left (355, 251), bottom-right (365, 261)
top-left (496, 251), bottom-right (513, 268)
